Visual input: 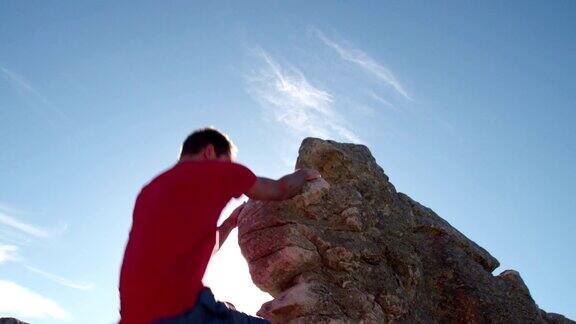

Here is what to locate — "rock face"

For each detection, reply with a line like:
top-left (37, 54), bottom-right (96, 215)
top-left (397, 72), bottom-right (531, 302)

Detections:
top-left (237, 138), bottom-right (574, 323)
top-left (0, 318), bottom-right (29, 324)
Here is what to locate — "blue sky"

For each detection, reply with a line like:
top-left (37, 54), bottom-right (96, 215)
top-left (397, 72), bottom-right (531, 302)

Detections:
top-left (1, 1), bottom-right (575, 322)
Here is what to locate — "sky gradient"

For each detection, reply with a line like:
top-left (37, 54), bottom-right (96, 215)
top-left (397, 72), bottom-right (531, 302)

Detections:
top-left (1, 1), bottom-right (575, 323)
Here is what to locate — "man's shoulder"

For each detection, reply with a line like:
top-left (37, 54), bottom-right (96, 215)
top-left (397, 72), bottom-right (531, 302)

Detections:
top-left (179, 160), bottom-right (253, 174)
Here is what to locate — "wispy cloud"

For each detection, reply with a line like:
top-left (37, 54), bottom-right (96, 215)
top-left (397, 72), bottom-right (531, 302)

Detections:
top-left (0, 280), bottom-right (71, 321)
top-left (0, 67), bottom-right (50, 104)
top-left (0, 241), bottom-right (92, 290)
top-left (0, 211), bottom-right (51, 238)
top-left (0, 65), bottom-right (70, 124)
top-left (0, 202), bottom-right (68, 239)
top-left (0, 203), bottom-right (88, 293)
top-left (365, 89), bottom-right (398, 111)
top-left (0, 244), bottom-right (20, 264)
top-left (313, 28), bottom-right (412, 100)
top-left (25, 266), bottom-right (94, 291)
top-left (246, 48), bottom-right (362, 143)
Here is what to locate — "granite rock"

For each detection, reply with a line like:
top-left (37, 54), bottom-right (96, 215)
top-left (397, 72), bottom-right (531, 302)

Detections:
top-left (237, 138), bottom-right (573, 324)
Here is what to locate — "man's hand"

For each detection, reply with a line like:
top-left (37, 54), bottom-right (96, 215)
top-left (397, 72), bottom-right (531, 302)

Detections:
top-left (223, 202), bottom-right (245, 229)
top-left (214, 203), bottom-right (246, 254)
top-left (299, 168), bottom-right (321, 181)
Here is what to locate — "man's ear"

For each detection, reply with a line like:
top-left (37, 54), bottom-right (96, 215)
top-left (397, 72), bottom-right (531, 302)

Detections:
top-left (203, 144), bottom-right (216, 159)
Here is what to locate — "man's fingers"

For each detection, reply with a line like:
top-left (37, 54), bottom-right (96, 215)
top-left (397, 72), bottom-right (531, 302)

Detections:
top-left (305, 169), bottom-right (321, 180)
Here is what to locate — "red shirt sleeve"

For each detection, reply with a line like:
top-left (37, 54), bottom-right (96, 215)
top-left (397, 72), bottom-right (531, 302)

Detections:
top-left (223, 162), bottom-right (257, 198)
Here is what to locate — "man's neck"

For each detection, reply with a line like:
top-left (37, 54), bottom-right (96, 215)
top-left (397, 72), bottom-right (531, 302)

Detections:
top-left (178, 154), bottom-right (205, 163)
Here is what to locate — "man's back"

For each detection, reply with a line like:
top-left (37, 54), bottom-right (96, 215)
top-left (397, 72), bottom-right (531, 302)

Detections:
top-left (119, 160), bottom-right (255, 323)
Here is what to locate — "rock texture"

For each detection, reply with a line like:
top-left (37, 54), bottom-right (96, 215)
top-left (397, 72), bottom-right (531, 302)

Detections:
top-left (0, 318), bottom-right (28, 324)
top-left (237, 138), bottom-right (574, 324)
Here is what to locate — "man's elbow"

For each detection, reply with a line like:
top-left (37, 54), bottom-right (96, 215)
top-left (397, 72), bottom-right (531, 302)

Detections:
top-left (260, 182), bottom-right (288, 201)
top-left (246, 178), bottom-right (288, 201)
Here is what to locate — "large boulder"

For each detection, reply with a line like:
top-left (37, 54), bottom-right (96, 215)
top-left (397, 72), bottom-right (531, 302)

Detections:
top-left (237, 138), bottom-right (574, 323)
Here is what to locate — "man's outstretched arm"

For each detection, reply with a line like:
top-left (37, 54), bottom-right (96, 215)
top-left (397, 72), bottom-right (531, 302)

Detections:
top-left (246, 168), bottom-right (321, 201)
top-left (214, 168), bottom-right (321, 253)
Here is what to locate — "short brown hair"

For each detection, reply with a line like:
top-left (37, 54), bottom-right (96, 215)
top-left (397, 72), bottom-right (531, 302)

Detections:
top-left (180, 127), bottom-right (236, 158)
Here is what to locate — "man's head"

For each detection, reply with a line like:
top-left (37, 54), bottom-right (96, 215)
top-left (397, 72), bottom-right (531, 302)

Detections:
top-left (179, 127), bottom-right (237, 162)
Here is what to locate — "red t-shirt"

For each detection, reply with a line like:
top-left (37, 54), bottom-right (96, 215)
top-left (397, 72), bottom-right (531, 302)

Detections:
top-left (119, 160), bottom-right (256, 324)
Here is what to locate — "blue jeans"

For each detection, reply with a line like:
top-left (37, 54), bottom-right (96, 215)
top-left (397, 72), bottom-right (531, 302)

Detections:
top-left (153, 288), bottom-right (270, 324)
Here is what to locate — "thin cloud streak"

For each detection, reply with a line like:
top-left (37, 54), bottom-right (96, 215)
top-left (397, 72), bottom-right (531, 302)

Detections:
top-left (0, 228), bottom-right (33, 246)
top-left (247, 48), bottom-right (362, 144)
top-left (0, 212), bottom-right (51, 238)
top-left (24, 266), bottom-right (95, 290)
top-left (0, 65), bottom-right (71, 124)
top-left (0, 67), bottom-right (50, 104)
top-left (0, 202), bottom-right (68, 239)
top-left (365, 89), bottom-right (398, 111)
top-left (0, 233), bottom-right (90, 291)
top-left (314, 29), bottom-right (412, 100)
top-left (0, 280), bottom-right (71, 321)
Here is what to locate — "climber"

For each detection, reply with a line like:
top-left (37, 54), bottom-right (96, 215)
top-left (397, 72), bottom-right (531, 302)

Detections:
top-left (119, 127), bottom-right (321, 324)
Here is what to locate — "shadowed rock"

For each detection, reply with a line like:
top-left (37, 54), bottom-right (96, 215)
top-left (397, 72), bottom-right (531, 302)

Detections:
top-left (238, 138), bottom-right (574, 323)
top-left (0, 318), bottom-right (29, 324)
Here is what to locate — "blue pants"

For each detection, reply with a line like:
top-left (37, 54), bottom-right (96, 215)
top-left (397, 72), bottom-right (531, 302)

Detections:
top-left (153, 288), bottom-right (270, 324)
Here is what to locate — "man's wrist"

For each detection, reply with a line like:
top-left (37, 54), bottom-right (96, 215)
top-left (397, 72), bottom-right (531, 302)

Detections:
top-left (221, 217), bottom-right (236, 230)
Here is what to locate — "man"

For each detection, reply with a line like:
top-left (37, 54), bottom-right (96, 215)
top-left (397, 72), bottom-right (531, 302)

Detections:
top-left (119, 128), bottom-right (320, 323)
